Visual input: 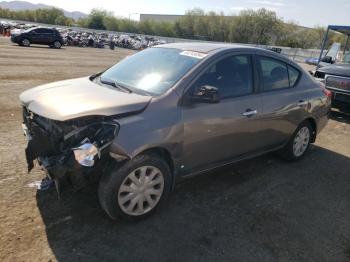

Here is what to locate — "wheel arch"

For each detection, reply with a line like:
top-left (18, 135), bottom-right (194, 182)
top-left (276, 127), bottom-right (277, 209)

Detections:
top-left (21, 37), bottom-right (30, 43)
top-left (303, 117), bottom-right (317, 143)
top-left (134, 146), bottom-right (176, 190)
top-left (136, 147), bottom-right (174, 173)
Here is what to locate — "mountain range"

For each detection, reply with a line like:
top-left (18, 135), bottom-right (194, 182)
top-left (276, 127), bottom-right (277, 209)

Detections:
top-left (0, 1), bottom-right (87, 20)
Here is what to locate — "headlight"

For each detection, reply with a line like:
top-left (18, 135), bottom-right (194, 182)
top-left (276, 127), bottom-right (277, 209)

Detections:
top-left (73, 143), bottom-right (98, 167)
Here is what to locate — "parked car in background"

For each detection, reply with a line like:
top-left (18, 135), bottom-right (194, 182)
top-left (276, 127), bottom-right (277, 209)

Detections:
top-left (305, 57), bottom-right (320, 66)
top-left (11, 27), bottom-right (63, 48)
top-left (314, 25), bottom-right (350, 112)
top-left (20, 43), bottom-right (331, 221)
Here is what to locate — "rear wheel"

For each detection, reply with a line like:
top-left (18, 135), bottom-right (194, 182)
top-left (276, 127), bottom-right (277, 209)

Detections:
top-left (21, 38), bottom-right (30, 47)
top-left (98, 153), bottom-right (171, 221)
top-left (281, 121), bottom-right (312, 161)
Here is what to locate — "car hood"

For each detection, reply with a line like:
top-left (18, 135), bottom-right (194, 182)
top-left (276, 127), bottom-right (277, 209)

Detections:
top-left (20, 77), bottom-right (151, 121)
top-left (317, 63), bottom-right (350, 77)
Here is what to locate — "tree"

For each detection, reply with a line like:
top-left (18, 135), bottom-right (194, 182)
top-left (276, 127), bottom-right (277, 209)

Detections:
top-left (87, 9), bottom-right (107, 30)
top-left (229, 8), bottom-right (283, 45)
top-left (103, 15), bottom-right (120, 31)
top-left (153, 21), bottom-right (174, 37)
top-left (139, 19), bottom-right (154, 35)
top-left (1, 6), bottom-right (342, 49)
top-left (314, 26), bottom-right (326, 48)
top-left (0, 7), bottom-right (73, 26)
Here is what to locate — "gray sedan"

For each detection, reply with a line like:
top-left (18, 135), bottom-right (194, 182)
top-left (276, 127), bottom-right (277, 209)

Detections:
top-left (20, 43), bottom-right (331, 220)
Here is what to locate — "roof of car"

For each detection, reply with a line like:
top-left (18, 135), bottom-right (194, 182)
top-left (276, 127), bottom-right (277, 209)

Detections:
top-left (157, 42), bottom-right (257, 53)
top-left (29, 26), bottom-right (55, 30)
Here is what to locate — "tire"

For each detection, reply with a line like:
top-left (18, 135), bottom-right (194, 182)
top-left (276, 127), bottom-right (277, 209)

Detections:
top-left (53, 40), bottom-right (62, 49)
top-left (98, 153), bottom-right (172, 221)
top-left (281, 121), bottom-right (313, 161)
top-left (21, 38), bottom-right (30, 47)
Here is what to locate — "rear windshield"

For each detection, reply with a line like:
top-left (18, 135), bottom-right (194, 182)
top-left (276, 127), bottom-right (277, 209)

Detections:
top-left (100, 47), bottom-right (204, 95)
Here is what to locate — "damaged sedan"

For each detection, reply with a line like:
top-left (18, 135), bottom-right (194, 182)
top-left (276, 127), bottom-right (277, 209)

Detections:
top-left (20, 43), bottom-right (331, 221)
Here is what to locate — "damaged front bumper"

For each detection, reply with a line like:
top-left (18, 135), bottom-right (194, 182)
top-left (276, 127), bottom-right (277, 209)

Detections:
top-left (22, 107), bottom-right (119, 189)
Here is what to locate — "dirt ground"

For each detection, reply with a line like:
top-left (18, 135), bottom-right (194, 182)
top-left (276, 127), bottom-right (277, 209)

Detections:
top-left (1, 36), bottom-right (350, 262)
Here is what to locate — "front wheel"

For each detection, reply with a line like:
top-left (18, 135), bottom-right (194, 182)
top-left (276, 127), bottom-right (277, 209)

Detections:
top-left (98, 154), bottom-right (172, 221)
top-left (281, 121), bottom-right (312, 161)
top-left (53, 40), bottom-right (62, 49)
top-left (21, 38), bottom-right (30, 47)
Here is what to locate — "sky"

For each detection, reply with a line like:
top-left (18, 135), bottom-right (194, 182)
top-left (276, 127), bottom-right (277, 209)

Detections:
top-left (21, 0), bottom-right (350, 27)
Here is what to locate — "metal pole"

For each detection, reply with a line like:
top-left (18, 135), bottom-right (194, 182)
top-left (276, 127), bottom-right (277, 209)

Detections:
top-left (317, 26), bottom-right (330, 68)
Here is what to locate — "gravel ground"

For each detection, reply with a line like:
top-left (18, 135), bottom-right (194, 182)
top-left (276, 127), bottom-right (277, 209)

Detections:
top-left (0, 37), bottom-right (350, 262)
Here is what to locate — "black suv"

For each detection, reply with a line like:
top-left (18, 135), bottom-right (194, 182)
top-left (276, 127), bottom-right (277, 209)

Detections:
top-left (11, 27), bottom-right (63, 49)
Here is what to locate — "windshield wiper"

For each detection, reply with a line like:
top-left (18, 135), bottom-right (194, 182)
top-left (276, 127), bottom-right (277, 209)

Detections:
top-left (114, 81), bottom-right (133, 93)
top-left (100, 78), bottom-right (132, 93)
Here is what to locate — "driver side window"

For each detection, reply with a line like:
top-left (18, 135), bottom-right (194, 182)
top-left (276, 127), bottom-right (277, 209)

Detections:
top-left (192, 54), bottom-right (253, 99)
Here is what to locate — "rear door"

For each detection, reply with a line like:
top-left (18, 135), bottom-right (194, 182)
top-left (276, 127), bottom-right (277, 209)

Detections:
top-left (255, 55), bottom-right (305, 149)
top-left (39, 28), bottom-right (54, 44)
top-left (181, 52), bottom-right (262, 172)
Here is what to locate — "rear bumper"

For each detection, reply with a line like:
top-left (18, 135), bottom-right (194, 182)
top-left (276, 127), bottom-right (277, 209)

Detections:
top-left (329, 91), bottom-right (350, 111)
top-left (325, 75), bottom-right (350, 111)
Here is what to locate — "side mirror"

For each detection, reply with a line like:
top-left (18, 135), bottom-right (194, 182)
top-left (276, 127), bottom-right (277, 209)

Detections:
top-left (321, 56), bottom-right (334, 64)
top-left (191, 85), bottom-right (220, 104)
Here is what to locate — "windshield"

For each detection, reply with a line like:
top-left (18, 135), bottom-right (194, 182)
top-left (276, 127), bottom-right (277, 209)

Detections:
top-left (100, 47), bottom-right (204, 95)
top-left (25, 27), bottom-right (36, 33)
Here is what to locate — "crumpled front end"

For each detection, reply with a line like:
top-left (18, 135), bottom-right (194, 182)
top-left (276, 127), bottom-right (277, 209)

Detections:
top-left (22, 106), bottom-right (119, 189)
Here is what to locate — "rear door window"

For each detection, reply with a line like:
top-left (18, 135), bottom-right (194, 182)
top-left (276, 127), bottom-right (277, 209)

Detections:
top-left (36, 28), bottom-right (53, 34)
top-left (288, 65), bottom-right (300, 87)
top-left (258, 56), bottom-right (289, 91)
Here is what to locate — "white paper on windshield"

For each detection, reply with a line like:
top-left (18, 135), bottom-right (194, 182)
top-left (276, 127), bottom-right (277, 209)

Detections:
top-left (180, 50), bottom-right (207, 59)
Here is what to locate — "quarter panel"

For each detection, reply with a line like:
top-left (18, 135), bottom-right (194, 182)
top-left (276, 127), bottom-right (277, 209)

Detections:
top-left (258, 73), bottom-right (329, 149)
top-left (111, 91), bottom-right (184, 173)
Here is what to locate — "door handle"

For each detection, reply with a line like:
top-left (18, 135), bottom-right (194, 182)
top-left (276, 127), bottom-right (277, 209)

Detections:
top-left (297, 100), bottom-right (308, 106)
top-left (242, 109), bottom-right (258, 117)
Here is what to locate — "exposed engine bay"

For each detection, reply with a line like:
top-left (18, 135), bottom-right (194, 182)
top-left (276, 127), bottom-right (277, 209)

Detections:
top-left (22, 106), bottom-right (119, 187)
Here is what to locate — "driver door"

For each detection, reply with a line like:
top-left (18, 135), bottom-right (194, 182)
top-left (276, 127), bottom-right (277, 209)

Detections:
top-left (29, 29), bottom-right (41, 44)
top-left (181, 53), bottom-right (262, 173)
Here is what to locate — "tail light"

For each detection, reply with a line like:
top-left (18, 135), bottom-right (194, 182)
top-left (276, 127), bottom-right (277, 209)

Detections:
top-left (322, 88), bottom-right (332, 98)
top-left (317, 81), bottom-right (332, 98)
